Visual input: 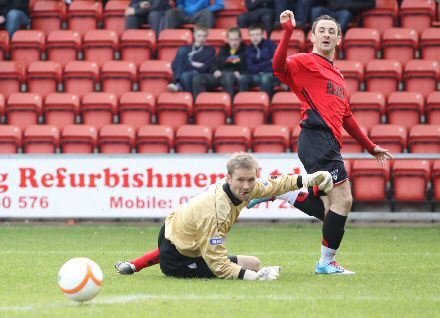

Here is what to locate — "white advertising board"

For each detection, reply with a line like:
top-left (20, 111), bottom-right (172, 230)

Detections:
top-left (0, 155), bottom-right (309, 219)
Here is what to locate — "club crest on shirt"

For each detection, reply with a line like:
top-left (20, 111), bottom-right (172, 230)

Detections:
top-left (210, 237), bottom-right (225, 245)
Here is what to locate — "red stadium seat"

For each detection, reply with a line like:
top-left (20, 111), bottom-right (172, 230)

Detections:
top-left (382, 28), bottom-right (418, 66)
top-left (432, 160), bottom-right (440, 201)
top-left (27, 61), bottom-right (62, 99)
top-left (194, 92), bottom-right (231, 130)
top-left (426, 92), bottom-right (440, 124)
top-left (233, 92), bottom-right (269, 131)
top-left (0, 125), bottom-right (21, 153)
top-left (0, 31), bottom-right (9, 60)
top-left (252, 125), bottom-right (289, 153)
top-left (99, 124), bottom-right (135, 153)
top-left (362, 0), bottom-right (398, 34)
top-left (215, 0), bottom-right (245, 28)
top-left (291, 125), bottom-right (301, 152)
top-left (11, 30), bottom-right (45, 68)
top-left (156, 92), bottom-right (193, 130)
top-left (399, 0), bottom-right (436, 34)
top-left (370, 124), bottom-right (407, 153)
top-left (6, 93), bottom-right (43, 130)
top-left (0, 61), bottom-right (25, 99)
top-left (157, 29), bottom-right (193, 62)
top-left (119, 92), bottom-right (155, 130)
top-left (393, 159), bottom-right (430, 202)
top-left (46, 30), bottom-right (81, 67)
top-left (120, 29), bottom-right (156, 66)
top-left (175, 125), bottom-right (212, 153)
top-left (63, 61), bottom-right (99, 98)
top-left (136, 125), bottom-right (174, 153)
top-left (23, 124), bottom-right (59, 154)
top-left (206, 28), bottom-right (227, 53)
top-left (386, 92), bottom-right (423, 130)
top-left (213, 125), bottom-right (250, 153)
top-left (349, 92), bottom-right (385, 131)
top-left (365, 59), bottom-right (402, 98)
top-left (344, 28), bottom-right (380, 66)
top-left (31, 0), bottom-right (66, 34)
top-left (43, 93), bottom-right (80, 130)
top-left (271, 92), bottom-right (301, 130)
top-left (81, 92), bottom-right (117, 130)
top-left (333, 60), bottom-right (363, 95)
top-left (138, 60), bottom-right (173, 100)
top-left (101, 60), bottom-right (137, 98)
top-left (342, 126), bottom-right (368, 153)
top-left (351, 159), bottom-right (390, 201)
top-left (420, 28), bottom-right (440, 61)
top-left (408, 124), bottom-right (440, 153)
top-left (103, 0), bottom-right (130, 36)
top-left (67, 1), bottom-right (103, 35)
top-left (83, 29), bottom-right (119, 67)
top-left (0, 94), bottom-right (4, 119)
top-left (270, 29), bottom-right (305, 56)
top-left (61, 124), bottom-right (97, 153)
top-left (403, 60), bottom-right (440, 99)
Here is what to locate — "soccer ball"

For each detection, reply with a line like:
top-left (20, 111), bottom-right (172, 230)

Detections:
top-left (58, 257), bottom-right (103, 302)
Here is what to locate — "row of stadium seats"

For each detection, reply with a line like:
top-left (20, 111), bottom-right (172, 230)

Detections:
top-left (1, 90), bottom-right (440, 131)
top-left (25, 0), bottom-right (440, 37)
top-left (1, 26), bottom-right (440, 66)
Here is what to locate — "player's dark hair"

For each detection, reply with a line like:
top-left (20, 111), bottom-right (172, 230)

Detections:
top-left (312, 15), bottom-right (341, 36)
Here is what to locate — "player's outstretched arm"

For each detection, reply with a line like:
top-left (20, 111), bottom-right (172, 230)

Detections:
top-left (272, 10), bottom-right (296, 74)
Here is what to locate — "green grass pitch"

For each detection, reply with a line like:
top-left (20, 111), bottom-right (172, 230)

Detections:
top-left (1, 223), bottom-right (439, 318)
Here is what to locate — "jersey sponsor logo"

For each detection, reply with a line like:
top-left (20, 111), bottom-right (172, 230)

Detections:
top-left (209, 237), bottom-right (225, 245)
top-left (327, 80), bottom-right (346, 101)
top-left (330, 169), bottom-right (339, 181)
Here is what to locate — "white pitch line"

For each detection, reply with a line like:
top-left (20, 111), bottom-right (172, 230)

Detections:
top-left (1, 293), bottom-right (439, 312)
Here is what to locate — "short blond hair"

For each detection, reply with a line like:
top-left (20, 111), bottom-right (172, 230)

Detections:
top-left (226, 152), bottom-right (259, 175)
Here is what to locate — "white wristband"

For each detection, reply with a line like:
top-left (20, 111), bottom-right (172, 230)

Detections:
top-left (243, 270), bottom-right (259, 281)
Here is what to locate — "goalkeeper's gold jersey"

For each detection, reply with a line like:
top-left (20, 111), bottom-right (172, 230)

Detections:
top-left (164, 174), bottom-right (300, 279)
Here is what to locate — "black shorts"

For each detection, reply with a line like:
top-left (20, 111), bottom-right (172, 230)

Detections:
top-left (298, 127), bottom-right (348, 185)
top-left (158, 224), bottom-right (237, 279)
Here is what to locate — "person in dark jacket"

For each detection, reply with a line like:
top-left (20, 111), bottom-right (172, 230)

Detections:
top-left (125, 0), bottom-right (171, 37)
top-left (238, 0), bottom-right (274, 36)
top-left (193, 27), bottom-right (247, 99)
top-left (164, 0), bottom-right (224, 29)
top-left (310, 0), bottom-right (375, 33)
top-left (0, 0), bottom-right (30, 37)
top-left (238, 24), bottom-right (278, 97)
top-left (167, 24), bottom-right (216, 94)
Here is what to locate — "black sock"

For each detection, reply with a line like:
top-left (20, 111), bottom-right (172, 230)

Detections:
top-left (322, 210), bottom-right (347, 250)
top-left (293, 191), bottom-right (325, 221)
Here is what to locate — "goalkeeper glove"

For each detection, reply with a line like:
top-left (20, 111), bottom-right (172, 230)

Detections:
top-left (302, 171), bottom-right (333, 193)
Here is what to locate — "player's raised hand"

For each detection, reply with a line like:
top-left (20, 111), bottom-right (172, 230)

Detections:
top-left (373, 145), bottom-right (394, 166)
top-left (280, 10), bottom-right (296, 30)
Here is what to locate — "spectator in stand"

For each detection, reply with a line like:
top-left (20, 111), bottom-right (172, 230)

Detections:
top-left (238, 0), bottom-right (275, 36)
top-left (238, 24), bottom-right (278, 98)
top-left (274, 0), bottom-right (319, 30)
top-left (310, 0), bottom-right (375, 34)
top-left (193, 27), bottom-right (247, 99)
top-left (167, 24), bottom-right (216, 94)
top-left (0, 0), bottom-right (30, 37)
top-left (125, 0), bottom-right (171, 37)
top-left (164, 0), bottom-right (224, 29)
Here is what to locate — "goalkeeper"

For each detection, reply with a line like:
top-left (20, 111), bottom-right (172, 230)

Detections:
top-left (116, 152), bottom-right (333, 280)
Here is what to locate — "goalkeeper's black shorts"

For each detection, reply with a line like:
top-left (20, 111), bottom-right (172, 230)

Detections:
top-left (157, 224), bottom-right (237, 279)
top-left (298, 127), bottom-right (348, 185)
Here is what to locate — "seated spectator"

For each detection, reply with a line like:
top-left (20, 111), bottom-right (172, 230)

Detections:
top-left (274, 0), bottom-right (318, 30)
top-left (164, 0), bottom-right (224, 29)
top-left (310, 0), bottom-right (375, 34)
top-left (193, 27), bottom-right (247, 99)
top-left (238, 0), bottom-right (274, 36)
top-left (167, 24), bottom-right (216, 94)
top-left (238, 24), bottom-right (278, 97)
top-left (125, 0), bottom-right (171, 37)
top-left (0, 0), bottom-right (30, 37)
